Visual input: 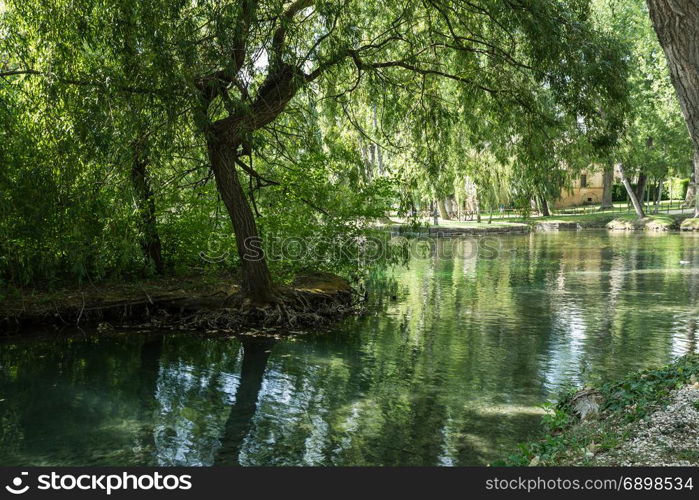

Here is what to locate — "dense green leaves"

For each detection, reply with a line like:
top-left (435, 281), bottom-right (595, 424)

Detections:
top-left (0, 0), bottom-right (684, 288)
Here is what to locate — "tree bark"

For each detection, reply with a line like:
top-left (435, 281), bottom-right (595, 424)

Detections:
top-left (372, 105), bottom-right (384, 175)
top-left (359, 139), bottom-right (370, 182)
top-left (131, 153), bottom-right (164, 274)
top-left (207, 136), bottom-right (275, 303)
top-left (437, 199), bottom-right (450, 220)
top-left (694, 150), bottom-right (699, 217)
top-left (647, 0), bottom-right (699, 217)
top-left (618, 163), bottom-right (645, 218)
top-left (539, 196), bottom-right (551, 217)
top-left (122, 8), bottom-right (163, 274)
top-left (600, 164), bottom-right (614, 209)
top-left (654, 179), bottom-right (663, 212)
top-left (446, 197), bottom-right (455, 217)
top-left (634, 171), bottom-right (648, 203)
top-left (197, 61), bottom-right (304, 304)
top-left (685, 167), bottom-right (696, 207)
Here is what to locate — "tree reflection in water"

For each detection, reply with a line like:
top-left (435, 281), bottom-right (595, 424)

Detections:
top-left (2, 232), bottom-right (699, 466)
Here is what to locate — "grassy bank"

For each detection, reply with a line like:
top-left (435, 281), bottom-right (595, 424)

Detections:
top-left (501, 354), bottom-right (699, 466)
top-left (681, 218), bottom-right (699, 231)
top-left (604, 214), bottom-right (685, 231)
top-left (510, 212), bottom-right (690, 230)
top-left (388, 212), bottom-right (690, 233)
top-left (510, 212), bottom-right (618, 228)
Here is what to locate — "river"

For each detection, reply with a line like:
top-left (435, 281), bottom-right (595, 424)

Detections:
top-left (1, 231), bottom-right (698, 466)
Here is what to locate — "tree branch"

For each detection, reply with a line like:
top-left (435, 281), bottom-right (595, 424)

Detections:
top-left (0, 68), bottom-right (171, 95)
top-left (270, 0), bottom-right (316, 66)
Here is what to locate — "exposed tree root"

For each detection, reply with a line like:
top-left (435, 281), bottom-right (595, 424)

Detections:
top-left (1, 272), bottom-right (357, 333)
top-left (176, 286), bottom-right (356, 330)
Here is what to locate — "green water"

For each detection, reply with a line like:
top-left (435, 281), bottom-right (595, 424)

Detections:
top-left (1, 231), bottom-right (698, 466)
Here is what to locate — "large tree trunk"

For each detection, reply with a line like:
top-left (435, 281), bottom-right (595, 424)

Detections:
top-left (600, 164), bottom-right (614, 209)
top-left (618, 163), bottom-right (645, 218)
top-left (131, 153), bottom-right (164, 274)
top-left (647, 0), bottom-right (699, 216)
top-left (539, 196), bottom-right (551, 217)
top-left (207, 136), bottom-right (275, 303)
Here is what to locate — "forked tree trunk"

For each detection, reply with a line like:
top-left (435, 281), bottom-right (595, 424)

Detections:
top-left (600, 164), bottom-right (614, 209)
top-left (207, 136), bottom-right (275, 303)
top-left (131, 153), bottom-right (164, 274)
top-left (618, 163), bottom-right (645, 218)
top-left (647, 1), bottom-right (699, 215)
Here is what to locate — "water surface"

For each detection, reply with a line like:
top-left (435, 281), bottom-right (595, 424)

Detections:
top-left (1, 231), bottom-right (698, 466)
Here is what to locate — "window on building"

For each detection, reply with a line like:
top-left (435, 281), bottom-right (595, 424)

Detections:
top-left (580, 174), bottom-right (588, 188)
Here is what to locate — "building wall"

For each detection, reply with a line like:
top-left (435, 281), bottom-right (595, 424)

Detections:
top-left (554, 171), bottom-right (606, 209)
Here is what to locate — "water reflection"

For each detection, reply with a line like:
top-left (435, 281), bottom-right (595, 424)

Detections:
top-left (1, 231), bottom-right (698, 466)
top-left (153, 337), bottom-right (241, 466)
top-left (215, 339), bottom-right (274, 465)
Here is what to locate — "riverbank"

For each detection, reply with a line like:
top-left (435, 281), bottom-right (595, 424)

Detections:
top-left (0, 271), bottom-right (355, 332)
top-left (388, 212), bottom-right (691, 236)
top-left (502, 354), bottom-right (699, 466)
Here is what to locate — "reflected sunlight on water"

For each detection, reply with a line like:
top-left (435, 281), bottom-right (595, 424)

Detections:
top-left (1, 231), bottom-right (698, 466)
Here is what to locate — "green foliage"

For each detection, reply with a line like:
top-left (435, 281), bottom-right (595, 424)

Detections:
top-left (0, 0), bottom-right (661, 289)
top-left (595, 0), bottom-right (693, 180)
top-left (670, 178), bottom-right (690, 200)
top-left (540, 401), bottom-right (572, 432)
top-left (598, 353), bottom-right (699, 420)
top-left (503, 353), bottom-right (699, 466)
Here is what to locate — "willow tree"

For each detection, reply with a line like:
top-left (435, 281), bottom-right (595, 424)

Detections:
top-left (2, 0), bottom-right (628, 304)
